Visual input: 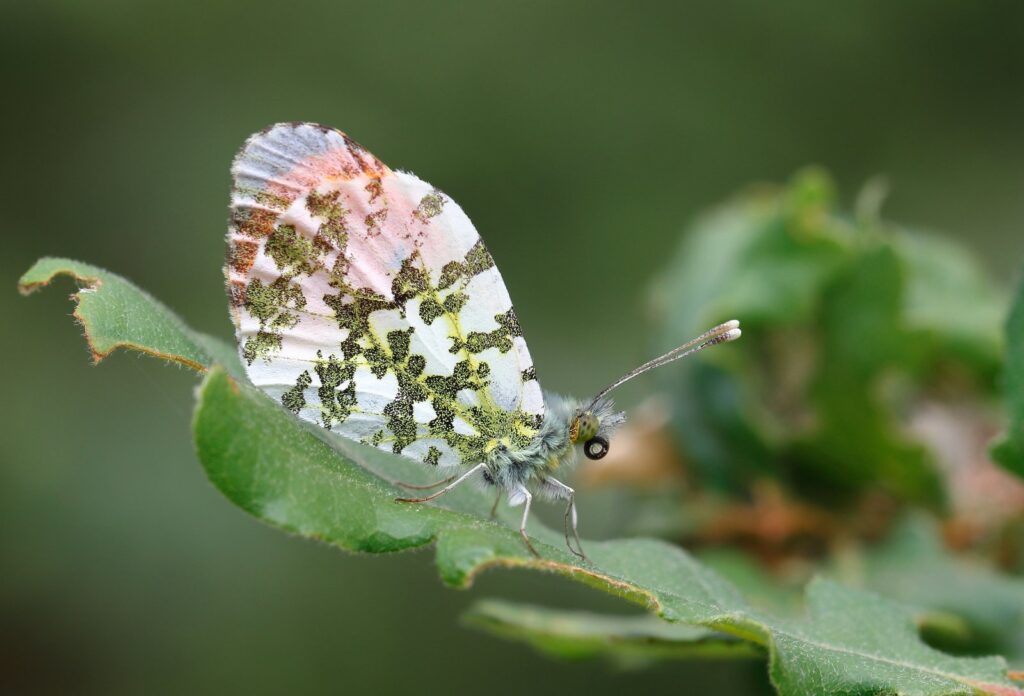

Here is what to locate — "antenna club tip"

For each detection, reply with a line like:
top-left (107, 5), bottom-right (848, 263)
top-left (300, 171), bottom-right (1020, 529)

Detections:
top-left (590, 318), bottom-right (742, 401)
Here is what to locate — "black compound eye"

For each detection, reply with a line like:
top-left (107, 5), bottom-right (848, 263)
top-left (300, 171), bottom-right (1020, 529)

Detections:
top-left (584, 435), bottom-right (609, 460)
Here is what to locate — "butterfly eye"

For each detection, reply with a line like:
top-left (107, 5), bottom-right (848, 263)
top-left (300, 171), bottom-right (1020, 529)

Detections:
top-left (572, 412), bottom-right (600, 443)
top-left (583, 435), bottom-right (609, 460)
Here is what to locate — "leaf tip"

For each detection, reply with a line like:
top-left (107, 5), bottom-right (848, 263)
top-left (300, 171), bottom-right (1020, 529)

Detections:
top-left (18, 257), bottom-right (96, 296)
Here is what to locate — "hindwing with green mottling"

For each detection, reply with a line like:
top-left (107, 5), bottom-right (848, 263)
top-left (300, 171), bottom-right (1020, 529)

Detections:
top-left (226, 123), bottom-right (544, 469)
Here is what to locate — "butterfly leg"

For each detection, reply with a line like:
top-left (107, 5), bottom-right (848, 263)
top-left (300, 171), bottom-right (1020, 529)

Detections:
top-left (391, 474), bottom-right (458, 491)
top-left (547, 476), bottom-right (586, 561)
top-left (513, 483), bottom-right (540, 558)
top-left (395, 463), bottom-right (486, 503)
top-left (489, 490), bottom-right (501, 520)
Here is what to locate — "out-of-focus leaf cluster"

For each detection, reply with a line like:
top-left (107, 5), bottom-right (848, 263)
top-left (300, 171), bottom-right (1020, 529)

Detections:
top-left (993, 278), bottom-right (1024, 480)
top-left (650, 170), bottom-right (1008, 518)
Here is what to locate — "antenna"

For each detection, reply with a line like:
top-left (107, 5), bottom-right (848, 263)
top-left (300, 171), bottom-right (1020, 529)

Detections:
top-left (585, 320), bottom-right (741, 410)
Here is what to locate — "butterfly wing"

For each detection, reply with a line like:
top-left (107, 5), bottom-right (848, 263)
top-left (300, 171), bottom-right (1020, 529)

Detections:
top-left (226, 122), bottom-right (544, 470)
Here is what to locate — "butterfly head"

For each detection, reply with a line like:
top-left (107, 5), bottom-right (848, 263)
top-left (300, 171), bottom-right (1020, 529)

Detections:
top-left (569, 398), bottom-right (625, 460)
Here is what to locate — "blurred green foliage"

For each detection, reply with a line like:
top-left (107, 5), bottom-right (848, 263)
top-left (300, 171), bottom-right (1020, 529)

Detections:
top-left (652, 170), bottom-right (1004, 507)
top-left (463, 600), bottom-right (763, 666)
top-left (993, 278), bottom-right (1024, 478)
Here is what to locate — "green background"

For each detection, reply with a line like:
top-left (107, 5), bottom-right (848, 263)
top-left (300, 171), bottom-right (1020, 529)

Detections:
top-left (3, 2), bottom-right (1022, 693)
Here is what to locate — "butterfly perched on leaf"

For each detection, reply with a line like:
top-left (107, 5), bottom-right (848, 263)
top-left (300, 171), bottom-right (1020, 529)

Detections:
top-left (226, 123), bottom-right (740, 558)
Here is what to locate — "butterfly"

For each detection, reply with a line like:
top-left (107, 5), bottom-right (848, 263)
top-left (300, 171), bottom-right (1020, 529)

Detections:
top-left (226, 122), bottom-right (740, 559)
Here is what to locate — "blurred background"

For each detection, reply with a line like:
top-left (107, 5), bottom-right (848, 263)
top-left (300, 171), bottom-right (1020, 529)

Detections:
top-left (3, 2), bottom-right (1023, 694)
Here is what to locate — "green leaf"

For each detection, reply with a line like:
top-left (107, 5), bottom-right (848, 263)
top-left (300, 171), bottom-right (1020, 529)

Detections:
top-left (697, 548), bottom-right (803, 616)
top-left (892, 230), bottom-right (1005, 371)
top-left (23, 256), bottom-right (1024, 696)
top-left (189, 355), bottom-right (1024, 696)
top-left (467, 588), bottom-right (1024, 695)
top-left (767, 578), bottom-right (1021, 696)
top-left (462, 600), bottom-right (763, 666)
top-left (651, 168), bottom-right (850, 338)
top-left (199, 367), bottom-right (1021, 693)
top-left (795, 245), bottom-right (945, 507)
top-left (852, 515), bottom-right (1024, 655)
top-left (649, 170), bottom-right (860, 493)
top-left (651, 171), bottom-right (1004, 507)
top-left (195, 363), bottom-right (760, 602)
top-left (992, 275), bottom-right (1024, 479)
top-left (17, 257), bottom-right (244, 378)
top-left (650, 170), bottom-right (851, 490)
